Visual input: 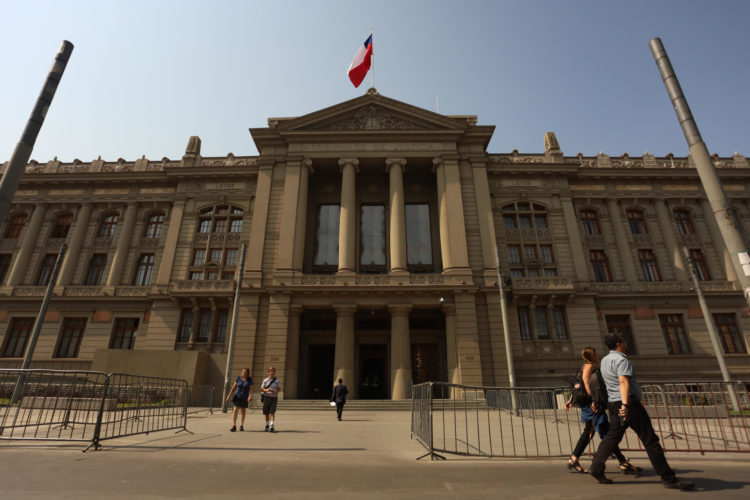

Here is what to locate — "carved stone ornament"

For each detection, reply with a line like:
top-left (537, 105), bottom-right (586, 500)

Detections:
top-left (318, 105), bottom-right (434, 131)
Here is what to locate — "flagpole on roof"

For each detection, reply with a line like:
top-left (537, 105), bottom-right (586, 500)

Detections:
top-left (371, 28), bottom-right (374, 89)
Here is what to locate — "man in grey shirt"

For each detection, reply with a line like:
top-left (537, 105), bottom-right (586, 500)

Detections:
top-left (589, 333), bottom-right (693, 490)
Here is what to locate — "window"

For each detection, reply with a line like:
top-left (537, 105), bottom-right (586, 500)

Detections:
top-left (54, 318), bottom-right (87, 358)
top-left (659, 314), bottom-right (691, 355)
top-left (502, 202), bottom-right (547, 231)
top-left (197, 309), bottom-right (212, 342)
top-left (673, 209), bottom-right (695, 235)
top-left (534, 308), bottom-right (549, 340)
top-left (133, 254), bottom-right (154, 286)
top-left (517, 307), bottom-right (531, 341)
top-left (523, 246), bottom-right (537, 261)
top-left (507, 245), bottom-right (521, 264)
top-left (627, 209), bottom-right (648, 234)
top-left (0, 254), bottom-right (11, 284)
top-left (213, 219), bottom-right (227, 233)
top-left (205, 269), bottom-right (218, 280)
top-left (510, 269), bottom-right (523, 278)
top-left (215, 309), bottom-right (229, 342)
top-left (3, 214), bottom-right (27, 239)
top-left (590, 250), bottom-right (611, 282)
top-left (313, 204), bottom-right (340, 273)
top-left (688, 249), bottom-right (711, 281)
top-left (50, 213), bottom-right (72, 238)
top-left (209, 249), bottom-right (223, 263)
top-left (518, 306), bottom-right (569, 341)
top-left (110, 318), bottom-right (139, 350)
top-left (638, 249), bottom-right (660, 282)
top-left (192, 249), bottom-right (206, 266)
top-left (222, 271), bottom-right (235, 280)
top-left (36, 254), bottom-right (57, 286)
top-left (406, 204), bottom-right (433, 271)
top-left (84, 254), bottom-right (107, 286)
top-left (540, 246), bottom-right (554, 264)
top-left (713, 313), bottom-right (746, 354)
top-left (2, 318), bottom-right (34, 357)
top-left (553, 307), bottom-right (568, 340)
top-left (196, 205), bottom-right (243, 237)
top-left (543, 269), bottom-right (557, 277)
top-left (580, 210), bottom-right (601, 235)
top-left (225, 248), bottom-right (238, 266)
top-left (198, 219), bottom-right (211, 233)
top-left (97, 213), bottom-right (119, 238)
top-left (359, 205), bottom-right (386, 273)
top-left (230, 219), bottom-right (243, 233)
top-left (177, 309), bottom-right (194, 342)
top-left (143, 213), bottom-right (165, 238)
top-left (189, 271), bottom-right (202, 280)
top-left (605, 315), bottom-right (637, 355)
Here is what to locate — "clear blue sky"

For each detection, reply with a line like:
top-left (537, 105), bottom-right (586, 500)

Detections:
top-left (1, 0), bottom-right (748, 163)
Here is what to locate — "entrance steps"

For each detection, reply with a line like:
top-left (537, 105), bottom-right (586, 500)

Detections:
top-left (252, 399), bottom-right (413, 411)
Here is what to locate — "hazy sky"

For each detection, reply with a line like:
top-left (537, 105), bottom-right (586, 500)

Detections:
top-left (1, 1), bottom-right (748, 163)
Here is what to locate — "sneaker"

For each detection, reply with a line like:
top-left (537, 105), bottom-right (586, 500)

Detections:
top-left (239, 426), bottom-right (244, 432)
top-left (264, 424), bottom-right (269, 432)
top-left (663, 478), bottom-right (694, 490)
top-left (269, 425), bottom-right (275, 432)
top-left (230, 426), bottom-right (236, 432)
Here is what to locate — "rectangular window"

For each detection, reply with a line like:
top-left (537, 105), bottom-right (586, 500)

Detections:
top-left (51, 214), bottom-right (72, 238)
top-left (605, 314), bottom-right (637, 355)
top-left (133, 254), bottom-right (155, 286)
top-left (85, 254), bottom-right (107, 286)
top-left (627, 210), bottom-right (648, 234)
top-left (192, 249), bottom-right (206, 266)
top-left (109, 318), bottom-right (139, 350)
top-left (229, 219), bottom-right (243, 233)
top-left (2, 317), bottom-right (34, 357)
top-left (189, 271), bottom-right (202, 280)
top-left (222, 271), bottom-right (235, 280)
top-left (360, 205), bottom-right (386, 272)
top-left (659, 314), bottom-right (691, 355)
top-left (177, 309), bottom-right (193, 342)
top-left (36, 254), bottom-right (57, 286)
top-left (527, 269), bottom-right (540, 277)
top-left (209, 249), bottom-right (222, 263)
top-left (144, 214), bottom-right (165, 238)
top-left (507, 245), bottom-right (521, 264)
top-left (205, 270), bottom-right (219, 280)
top-left (713, 313), bottom-right (746, 354)
top-left (523, 246), bottom-right (537, 261)
top-left (54, 318), bottom-right (87, 358)
top-left (405, 204), bottom-right (433, 269)
top-left (198, 219), bottom-right (211, 233)
top-left (534, 215), bottom-right (548, 229)
top-left (215, 309), bottom-right (229, 343)
top-left (4, 215), bottom-right (27, 238)
top-left (689, 249), bottom-right (711, 281)
top-left (0, 254), bottom-right (11, 284)
top-left (638, 249), bottom-right (661, 282)
top-left (313, 204), bottom-right (340, 272)
top-left (543, 269), bottom-right (557, 277)
top-left (503, 215), bottom-right (516, 229)
top-left (213, 218), bottom-right (227, 233)
top-left (224, 248), bottom-right (238, 266)
top-left (534, 308), bottom-right (549, 340)
top-left (590, 250), bottom-right (611, 282)
top-left (517, 307), bottom-right (531, 341)
top-left (540, 245), bottom-right (554, 264)
top-left (581, 211), bottom-right (601, 235)
top-left (518, 215), bottom-right (531, 229)
top-left (553, 307), bottom-right (568, 340)
top-left (197, 308), bottom-right (212, 342)
top-left (510, 269), bottom-right (524, 278)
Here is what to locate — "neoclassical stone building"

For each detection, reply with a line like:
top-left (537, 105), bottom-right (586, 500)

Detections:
top-left (1, 89), bottom-right (748, 398)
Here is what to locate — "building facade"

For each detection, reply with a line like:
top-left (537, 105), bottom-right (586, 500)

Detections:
top-left (1, 89), bottom-right (749, 398)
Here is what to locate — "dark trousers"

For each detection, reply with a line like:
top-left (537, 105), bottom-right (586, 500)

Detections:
top-left (572, 418), bottom-right (627, 463)
top-left (336, 401), bottom-right (344, 419)
top-left (590, 399), bottom-right (675, 481)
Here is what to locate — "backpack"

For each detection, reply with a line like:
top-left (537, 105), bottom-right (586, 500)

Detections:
top-left (588, 367), bottom-right (609, 411)
top-left (567, 368), bottom-right (592, 408)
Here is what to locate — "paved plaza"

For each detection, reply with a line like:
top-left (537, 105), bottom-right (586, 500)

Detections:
top-left (1, 409), bottom-right (748, 499)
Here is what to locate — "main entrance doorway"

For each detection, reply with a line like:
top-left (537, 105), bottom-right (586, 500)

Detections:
top-left (358, 344), bottom-right (388, 399)
top-left (302, 344), bottom-right (335, 399)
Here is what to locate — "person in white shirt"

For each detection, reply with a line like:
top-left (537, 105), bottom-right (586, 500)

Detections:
top-left (260, 366), bottom-right (281, 432)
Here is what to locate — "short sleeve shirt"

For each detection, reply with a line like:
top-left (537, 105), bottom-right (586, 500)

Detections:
top-left (599, 350), bottom-right (642, 402)
top-left (262, 377), bottom-right (281, 398)
top-left (234, 376), bottom-right (253, 400)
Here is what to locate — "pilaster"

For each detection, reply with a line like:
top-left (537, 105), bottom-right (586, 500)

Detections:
top-left (389, 303), bottom-right (412, 400)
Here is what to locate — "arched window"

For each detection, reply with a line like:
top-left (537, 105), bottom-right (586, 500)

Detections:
top-left (626, 209), bottom-right (648, 234)
top-left (96, 213), bottom-right (119, 238)
top-left (143, 212), bottom-right (165, 238)
top-left (3, 213), bottom-right (27, 239)
top-left (50, 213), bottom-right (73, 238)
top-left (580, 209), bottom-right (601, 235)
top-left (673, 209), bottom-right (695, 235)
top-left (190, 204), bottom-right (244, 280)
top-left (502, 202), bottom-right (547, 229)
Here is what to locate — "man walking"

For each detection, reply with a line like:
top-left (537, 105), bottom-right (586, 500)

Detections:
top-left (330, 378), bottom-right (349, 421)
top-left (589, 333), bottom-right (693, 490)
top-left (261, 367), bottom-right (281, 432)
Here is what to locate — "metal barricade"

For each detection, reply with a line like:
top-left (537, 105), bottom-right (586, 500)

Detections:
top-left (411, 381), bottom-right (750, 460)
top-left (0, 369), bottom-right (190, 451)
top-left (186, 385), bottom-right (218, 415)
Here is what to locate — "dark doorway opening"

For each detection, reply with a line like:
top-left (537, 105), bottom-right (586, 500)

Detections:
top-left (359, 344), bottom-right (388, 399)
top-left (303, 344), bottom-right (335, 399)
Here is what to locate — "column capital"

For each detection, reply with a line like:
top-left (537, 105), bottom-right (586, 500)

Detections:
top-left (333, 304), bottom-right (357, 316)
top-left (431, 157), bottom-right (443, 171)
top-left (385, 157), bottom-right (407, 173)
top-left (338, 158), bottom-right (359, 173)
top-left (388, 303), bottom-right (413, 316)
top-left (302, 158), bottom-right (314, 174)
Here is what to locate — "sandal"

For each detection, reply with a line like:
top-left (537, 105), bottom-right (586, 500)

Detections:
top-left (619, 461), bottom-right (642, 474)
top-left (567, 458), bottom-right (588, 473)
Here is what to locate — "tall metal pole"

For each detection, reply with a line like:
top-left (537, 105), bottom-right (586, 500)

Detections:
top-left (496, 245), bottom-right (519, 415)
top-left (0, 41), bottom-right (74, 226)
top-left (649, 38), bottom-right (750, 306)
top-left (221, 243), bottom-right (247, 413)
top-left (10, 243), bottom-right (67, 405)
top-left (683, 247), bottom-right (741, 412)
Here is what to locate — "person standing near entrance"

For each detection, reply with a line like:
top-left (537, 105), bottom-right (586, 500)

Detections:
top-left (588, 333), bottom-right (694, 490)
top-left (261, 367), bottom-right (281, 432)
top-left (330, 378), bottom-right (349, 421)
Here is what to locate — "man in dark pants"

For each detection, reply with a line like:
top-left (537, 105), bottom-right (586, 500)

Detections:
top-left (589, 333), bottom-right (693, 490)
top-left (330, 378), bottom-right (348, 421)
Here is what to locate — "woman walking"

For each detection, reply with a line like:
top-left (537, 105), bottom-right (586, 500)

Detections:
top-left (565, 347), bottom-right (639, 474)
top-left (226, 367), bottom-right (253, 432)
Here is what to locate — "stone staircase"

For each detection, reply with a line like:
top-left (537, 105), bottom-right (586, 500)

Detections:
top-left (250, 399), bottom-right (413, 411)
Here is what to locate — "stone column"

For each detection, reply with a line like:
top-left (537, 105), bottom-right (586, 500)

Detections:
top-left (277, 160), bottom-right (302, 272)
top-left (293, 160), bottom-right (313, 271)
top-left (654, 199), bottom-right (689, 281)
top-left (558, 196), bottom-right (590, 281)
top-left (156, 200), bottom-right (185, 286)
top-left (106, 202), bottom-right (138, 286)
top-left (58, 203), bottom-right (93, 285)
top-left (333, 304), bottom-right (357, 397)
top-left (7, 204), bottom-right (47, 285)
top-left (701, 198), bottom-right (738, 281)
top-left (337, 159), bottom-right (359, 273)
top-left (433, 158), bottom-right (452, 271)
top-left (389, 304), bottom-right (412, 400)
top-left (285, 304), bottom-right (303, 399)
top-left (246, 162), bottom-right (274, 282)
top-left (471, 161), bottom-right (497, 271)
top-left (442, 158), bottom-right (470, 270)
top-left (386, 158), bottom-right (407, 274)
top-left (442, 303), bottom-right (461, 387)
top-left (606, 198), bottom-right (638, 283)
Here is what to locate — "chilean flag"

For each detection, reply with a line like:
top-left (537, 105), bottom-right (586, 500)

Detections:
top-left (348, 35), bottom-right (373, 88)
